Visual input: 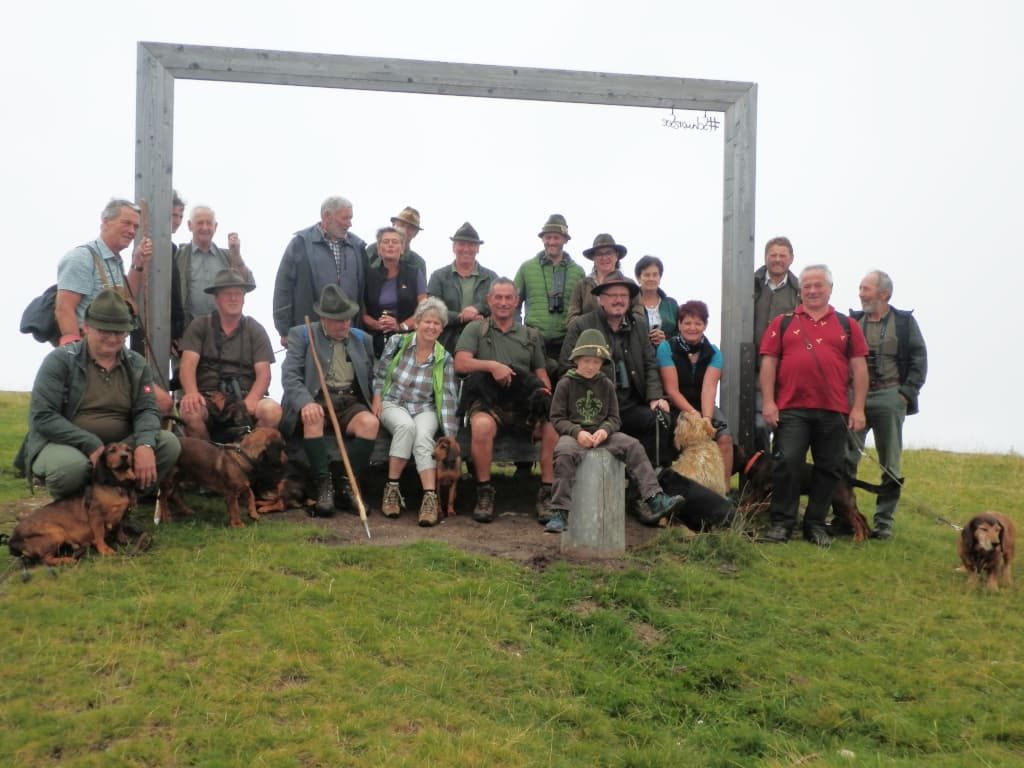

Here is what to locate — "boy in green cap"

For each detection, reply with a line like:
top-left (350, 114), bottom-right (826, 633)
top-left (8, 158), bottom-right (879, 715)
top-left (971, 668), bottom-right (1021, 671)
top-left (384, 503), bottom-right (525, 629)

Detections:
top-left (546, 328), bottom-right (685, 533)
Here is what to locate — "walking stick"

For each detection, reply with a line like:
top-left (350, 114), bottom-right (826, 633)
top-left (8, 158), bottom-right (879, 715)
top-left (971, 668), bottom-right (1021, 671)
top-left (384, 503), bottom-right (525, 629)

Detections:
top-left (304, 316), bottom-right (371, 539)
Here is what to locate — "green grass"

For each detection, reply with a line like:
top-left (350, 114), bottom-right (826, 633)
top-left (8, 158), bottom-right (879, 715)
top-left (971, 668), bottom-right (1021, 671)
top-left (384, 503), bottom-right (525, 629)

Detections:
top-left (1, 391), bottom-right (1023, 766)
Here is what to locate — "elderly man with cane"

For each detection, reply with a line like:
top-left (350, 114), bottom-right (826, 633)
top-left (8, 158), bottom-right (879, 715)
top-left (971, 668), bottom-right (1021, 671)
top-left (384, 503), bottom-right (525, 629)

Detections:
top-left (280, 285), bottom-right (379, 527)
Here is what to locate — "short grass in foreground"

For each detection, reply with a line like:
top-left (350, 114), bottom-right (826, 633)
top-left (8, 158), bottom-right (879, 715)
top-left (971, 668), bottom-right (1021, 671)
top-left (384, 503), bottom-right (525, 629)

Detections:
top-left (1, 391), bottom-right (1023, 766)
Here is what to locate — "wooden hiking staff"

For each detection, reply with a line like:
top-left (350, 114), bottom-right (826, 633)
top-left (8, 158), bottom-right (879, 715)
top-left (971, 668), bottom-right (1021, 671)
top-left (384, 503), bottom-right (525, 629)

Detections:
top-left (303, 315), bottom-right (371, 540)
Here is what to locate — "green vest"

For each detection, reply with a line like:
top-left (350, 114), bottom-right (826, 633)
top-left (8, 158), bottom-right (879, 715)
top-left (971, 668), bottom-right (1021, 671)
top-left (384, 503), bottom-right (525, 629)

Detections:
top-left (382, 333), bottom-right (447, 418)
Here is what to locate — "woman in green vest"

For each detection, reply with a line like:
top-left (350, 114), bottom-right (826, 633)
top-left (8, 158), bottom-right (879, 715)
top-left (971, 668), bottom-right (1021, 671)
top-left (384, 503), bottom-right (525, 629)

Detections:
top-left (371, 297), bottom-right (460, 526)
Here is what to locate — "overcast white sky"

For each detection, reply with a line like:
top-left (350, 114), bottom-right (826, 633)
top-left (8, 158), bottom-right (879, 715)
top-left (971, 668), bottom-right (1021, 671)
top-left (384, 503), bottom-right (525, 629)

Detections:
top-left (2, 0), bottom-right (1021, 453)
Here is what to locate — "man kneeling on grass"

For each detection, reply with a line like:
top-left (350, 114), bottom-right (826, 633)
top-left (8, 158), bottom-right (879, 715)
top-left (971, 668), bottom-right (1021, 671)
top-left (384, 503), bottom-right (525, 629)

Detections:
top-left (545, 329), bottom-right (685, 533)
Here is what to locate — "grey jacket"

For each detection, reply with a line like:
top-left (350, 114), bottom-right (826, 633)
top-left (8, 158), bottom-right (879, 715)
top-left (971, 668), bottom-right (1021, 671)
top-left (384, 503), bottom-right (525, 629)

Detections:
top-left (273, 224), bottom-right (367, 339)
top-left (753, 265), bottom-right (800, 350)
top-left (426, 261), bottom-right (498, 351)
top-left (280, 323), bottom-right (375, 437)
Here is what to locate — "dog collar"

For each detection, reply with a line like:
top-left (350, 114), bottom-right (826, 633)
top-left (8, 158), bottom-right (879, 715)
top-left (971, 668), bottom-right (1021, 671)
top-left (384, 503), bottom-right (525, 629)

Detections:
top-left (744, 450), bottom-right (765, 475)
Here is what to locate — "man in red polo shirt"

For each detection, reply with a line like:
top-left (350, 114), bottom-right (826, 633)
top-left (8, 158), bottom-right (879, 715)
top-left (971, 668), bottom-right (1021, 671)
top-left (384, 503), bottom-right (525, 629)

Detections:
top-left (758, 264), bottom-right (868, 546)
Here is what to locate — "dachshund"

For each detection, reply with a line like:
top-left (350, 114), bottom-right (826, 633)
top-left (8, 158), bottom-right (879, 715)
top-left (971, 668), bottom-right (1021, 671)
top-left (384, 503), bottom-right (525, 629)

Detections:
top-left (457, 364), bottom-right (552, 439)
top-left (8, 443), bottom-right (137, 566)
top-left (671, 411), bottom-right (729, 496)
top-left (158, 427), bottom-right (286, 527)
top-left (958, 512), bottom-right (1016, 590)
top-left (432, 436), bottom-right (462, 518)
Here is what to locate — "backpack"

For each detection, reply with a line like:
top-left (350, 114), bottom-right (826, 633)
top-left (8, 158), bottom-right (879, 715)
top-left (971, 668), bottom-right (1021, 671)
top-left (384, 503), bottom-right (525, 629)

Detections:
top-left (20, 284), bottom-right (60, 346)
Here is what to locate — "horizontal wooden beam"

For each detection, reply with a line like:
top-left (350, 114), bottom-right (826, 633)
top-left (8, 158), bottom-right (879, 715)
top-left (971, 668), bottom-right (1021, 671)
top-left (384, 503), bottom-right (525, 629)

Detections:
top-left (140, 42), bottom-right (752, 111)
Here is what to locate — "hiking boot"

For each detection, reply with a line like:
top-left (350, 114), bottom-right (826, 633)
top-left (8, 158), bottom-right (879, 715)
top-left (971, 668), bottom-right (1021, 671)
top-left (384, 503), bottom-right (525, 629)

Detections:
top-left (804, 525), bottom-right (833, 548)
top-left (536, 484), bottom-right (553, 524)
top-left (758, 524), bottom-right (791, 544)
top-left (313, 475), bottom-right (335, 517)
top-left (870, 527), bottom-right (893, 541)
top-left (544, 509), bottom-right (568, 533)
top-left (472, 483), bottom-right (496, 523)
top-left (826, 518), bottom-right (856, 537)
top-left (634, 497), bottom-right (661, 526)
top-left (382, 481), bottom-right (403, 519)
top-left (418, 490), bottom-right (440, 527)
top-left (645, 492), bottom-right (686, 522)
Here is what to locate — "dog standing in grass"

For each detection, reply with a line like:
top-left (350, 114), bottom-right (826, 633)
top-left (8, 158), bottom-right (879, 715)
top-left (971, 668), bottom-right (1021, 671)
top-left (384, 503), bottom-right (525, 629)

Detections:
top-left (959, 512), bottom-right (1016, 590)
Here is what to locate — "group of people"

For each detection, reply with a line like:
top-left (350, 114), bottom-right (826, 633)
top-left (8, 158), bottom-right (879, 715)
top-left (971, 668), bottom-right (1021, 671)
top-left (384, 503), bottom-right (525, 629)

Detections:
top-left (17, 196), bottom-right (928, 545)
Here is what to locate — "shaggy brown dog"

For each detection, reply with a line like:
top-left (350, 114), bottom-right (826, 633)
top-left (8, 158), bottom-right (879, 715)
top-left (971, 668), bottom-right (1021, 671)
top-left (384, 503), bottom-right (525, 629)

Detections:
top-left (433, 436), bottom-right (462, 518)
top-left (158, 427), bottom-right (286, 528)
top-left (8, 443), bottom-right (136, 565)
top-left (958, 512), bottom-right (1016, 590)
top-left (671, 411), bottom-right (728, 496)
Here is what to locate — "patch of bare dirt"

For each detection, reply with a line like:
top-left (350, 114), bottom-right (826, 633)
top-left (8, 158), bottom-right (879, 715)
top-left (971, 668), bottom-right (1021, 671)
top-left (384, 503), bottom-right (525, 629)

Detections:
top-left (267, 469), bottom-right (663, 569)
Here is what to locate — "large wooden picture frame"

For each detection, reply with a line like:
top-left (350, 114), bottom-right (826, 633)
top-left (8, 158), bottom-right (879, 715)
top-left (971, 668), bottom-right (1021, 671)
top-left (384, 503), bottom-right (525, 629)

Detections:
top-left (135, 42), bottom-right (758, 447)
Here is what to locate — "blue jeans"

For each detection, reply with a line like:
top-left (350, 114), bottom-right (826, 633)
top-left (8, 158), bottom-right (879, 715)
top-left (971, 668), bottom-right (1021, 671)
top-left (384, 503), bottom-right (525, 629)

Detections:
top-left (769, 408), bottom-right (847, 531)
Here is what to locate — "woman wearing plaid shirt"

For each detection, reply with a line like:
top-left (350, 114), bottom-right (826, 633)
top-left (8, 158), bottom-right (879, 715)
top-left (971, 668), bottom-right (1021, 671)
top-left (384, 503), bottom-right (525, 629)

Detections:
top-left (372, 297), bottom-right (460, 526)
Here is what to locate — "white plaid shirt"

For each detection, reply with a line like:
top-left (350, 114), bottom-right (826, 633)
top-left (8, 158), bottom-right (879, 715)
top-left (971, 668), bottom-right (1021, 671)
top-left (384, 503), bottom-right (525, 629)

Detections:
top-left (373, 333), bottom-right (459, 437)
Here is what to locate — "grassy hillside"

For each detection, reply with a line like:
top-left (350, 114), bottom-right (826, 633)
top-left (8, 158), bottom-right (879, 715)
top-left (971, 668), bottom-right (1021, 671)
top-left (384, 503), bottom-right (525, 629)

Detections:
top-left (1, 391), bottom-right (1022, 767)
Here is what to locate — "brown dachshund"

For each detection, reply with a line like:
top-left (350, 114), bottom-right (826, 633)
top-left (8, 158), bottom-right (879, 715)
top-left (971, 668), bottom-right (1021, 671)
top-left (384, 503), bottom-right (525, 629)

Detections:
top-left (959, 512), bottom-right (1016, 590)
top-left (158, 427), bottom-right (286, 528)
top-left (8, 443), bottom-right (137, 565)
top-left (433, 436), bottom-right (462, 518)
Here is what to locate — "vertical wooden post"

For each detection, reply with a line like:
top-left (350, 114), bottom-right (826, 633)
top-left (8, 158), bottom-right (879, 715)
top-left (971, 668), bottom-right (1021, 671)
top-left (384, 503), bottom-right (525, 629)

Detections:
top-left (561, 448), bottom-right (626, 556)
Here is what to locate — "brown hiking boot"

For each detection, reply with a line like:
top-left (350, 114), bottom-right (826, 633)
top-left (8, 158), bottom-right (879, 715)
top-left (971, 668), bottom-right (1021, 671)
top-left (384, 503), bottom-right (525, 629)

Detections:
top-left (418, 490), bottom-right (440, 527)
top-left (472, 483), bottom-right (496, 523)
top-left (535, 484), bottom-right (553, 523)
top-left (381, 481), bottom-right (403, 519)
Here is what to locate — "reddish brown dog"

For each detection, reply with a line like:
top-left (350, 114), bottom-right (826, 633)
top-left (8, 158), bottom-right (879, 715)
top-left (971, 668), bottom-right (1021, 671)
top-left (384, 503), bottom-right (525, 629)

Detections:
top-left (9, 443), bottom-right (137, 565)
top-left (433, 436), bottom-right (462, 518)
top-left (958, 512), bottom-right (1016, 590)
top-left (158, 427), bottom-right (286, 528)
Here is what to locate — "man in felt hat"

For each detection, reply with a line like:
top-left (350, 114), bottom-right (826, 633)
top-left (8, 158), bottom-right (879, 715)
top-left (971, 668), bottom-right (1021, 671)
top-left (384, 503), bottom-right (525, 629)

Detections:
top-left (367, 206), bottom-right (427, 277)
top-left (513, 214), bottom-right (585, 374)
top-left (273, 196), bottom-right (368, 347)
top-left (171, 204), bottom-right (252, 346)
top-left (560, 271), bottom-right (671, 469)
top-left (545, 328), bottom-right (686, 533)
top-left (280, 284), bottom-right (380, 516)
top-left (54, 198), bottom-right (153, 348)
top-left (565, 233), bottom-right (633, 323)
top-left (454, 278), bottom-right (558, 523)
top-left (177, 268), bottom-right (281, 441)
top-left (427, 222), bottom-right (498, 353)
top-left (16, 289), bottom-right (181, 499)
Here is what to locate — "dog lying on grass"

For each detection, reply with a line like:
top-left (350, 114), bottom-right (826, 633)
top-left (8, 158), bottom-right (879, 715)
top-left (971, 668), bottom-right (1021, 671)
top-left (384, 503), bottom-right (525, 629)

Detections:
top-left (958, 512), bottom-right (1016, 590)
top-left (158, 427), bottom-right (286, 527)
top-left (433, 436), bottom-right (462, 518)
top-left (8, 443), bottom-right (136, 566)
top-left (671, 411), bottom-right (728, 496)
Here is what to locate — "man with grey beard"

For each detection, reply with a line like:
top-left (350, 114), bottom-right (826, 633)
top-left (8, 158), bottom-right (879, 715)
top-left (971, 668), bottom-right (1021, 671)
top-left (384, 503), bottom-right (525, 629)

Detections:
top-left (842, 270), bottom-right (927, 540)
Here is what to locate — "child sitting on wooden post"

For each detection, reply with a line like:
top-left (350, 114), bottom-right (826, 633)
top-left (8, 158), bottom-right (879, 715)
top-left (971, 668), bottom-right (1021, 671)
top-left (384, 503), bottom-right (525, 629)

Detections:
top-left (545, 328), bottom-right (686, 533)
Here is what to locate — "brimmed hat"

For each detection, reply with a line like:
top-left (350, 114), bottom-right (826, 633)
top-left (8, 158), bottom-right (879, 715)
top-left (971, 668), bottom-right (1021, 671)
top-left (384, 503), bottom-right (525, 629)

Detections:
top-left (313, 284), bottom-right (360, 321)
top-left (85, 289), bottom-right (134, 332)
top-left (591, 270), bottom-right (640, 298)
top-left (391, 206), bottom-right (422, 231)
top-left (570, 328), bottom-right (612, 362)
top-left (450, 222), bottom-right (484, 244)
top-left (582, 233), bottom-right (627, 260)
top-left (204, 267), bottom-right (256, 294)
top-left (537, 213), bottom-right (570, 241)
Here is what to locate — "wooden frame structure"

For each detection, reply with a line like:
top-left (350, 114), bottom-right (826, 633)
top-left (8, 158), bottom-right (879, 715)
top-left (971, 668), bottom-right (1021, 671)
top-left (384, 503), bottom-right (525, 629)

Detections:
top-left (135, 42), bottom-right (758, 448)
